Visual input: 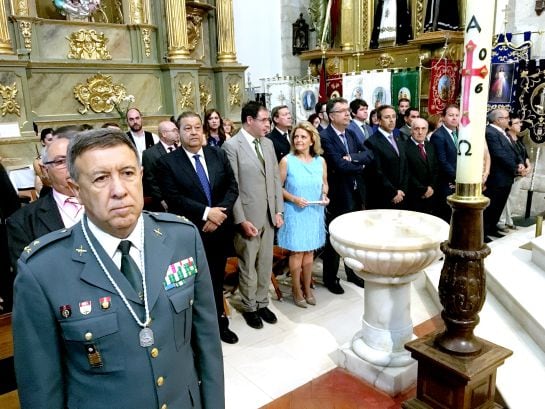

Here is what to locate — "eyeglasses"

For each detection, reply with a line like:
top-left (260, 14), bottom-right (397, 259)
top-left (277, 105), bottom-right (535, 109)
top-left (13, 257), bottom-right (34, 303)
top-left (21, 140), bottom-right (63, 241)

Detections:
top-left (498, 116), bottom-right (510, 120)
top-left (330, 109), bottom-right (350, 114)
top-left (43, 157), bottom-right (67, 168)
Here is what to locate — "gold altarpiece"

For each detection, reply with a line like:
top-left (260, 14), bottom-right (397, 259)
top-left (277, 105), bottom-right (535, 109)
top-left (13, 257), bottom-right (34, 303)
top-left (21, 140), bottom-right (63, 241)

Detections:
top-left (300, 0), bottom-right (466, 111)
top-left (0, 0), bottom-right (246, 167)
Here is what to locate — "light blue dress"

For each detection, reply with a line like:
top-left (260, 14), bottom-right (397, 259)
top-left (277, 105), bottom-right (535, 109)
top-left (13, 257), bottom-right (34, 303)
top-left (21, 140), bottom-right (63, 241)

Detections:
top-left (278, 154), bottom-right (326, 251)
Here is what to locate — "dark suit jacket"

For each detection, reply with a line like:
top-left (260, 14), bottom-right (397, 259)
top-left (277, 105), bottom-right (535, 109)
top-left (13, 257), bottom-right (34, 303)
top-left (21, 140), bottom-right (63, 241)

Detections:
top-left (126, 130), bottom-right (155, 150)
top-left (267, 127), bottom-right (291, 162)
top-left (485, 125), bottom-right (522, 188)
top-left (430, 125), bottom-right (457, 196)
top-left (142, 142), bottom-right (169, 210)
top-left (347, 120), bottom-right (373, 145)
top-left (398, 124), bottom-right (411, 141)
top-left (155, 146), bottom-right (239, 230)
top-left (364, 130), bottom-right (409, 209)
top-left (7, 193), bottom-right (64, 273)
top-left (13, 212), bottom-right (224, 409)
top-left (320, 125), bottom-right (374, 216)
top-left (404, 139), bottom-right (439, 213)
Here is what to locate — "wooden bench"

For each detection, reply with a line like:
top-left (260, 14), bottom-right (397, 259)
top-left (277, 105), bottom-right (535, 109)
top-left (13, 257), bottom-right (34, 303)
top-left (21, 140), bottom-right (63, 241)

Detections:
top-left (0, 313), bottom-right (19, 409)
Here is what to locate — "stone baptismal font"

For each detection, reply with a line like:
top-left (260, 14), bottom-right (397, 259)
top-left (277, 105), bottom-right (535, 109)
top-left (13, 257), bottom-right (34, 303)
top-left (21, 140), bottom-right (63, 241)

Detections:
top-left (330, 209), bottom-right (449, 395)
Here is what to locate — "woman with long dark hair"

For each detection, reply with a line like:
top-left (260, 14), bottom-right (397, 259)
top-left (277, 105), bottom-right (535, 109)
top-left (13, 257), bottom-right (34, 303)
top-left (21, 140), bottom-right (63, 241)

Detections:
top-left (204, 108), bottom-right (227, 147)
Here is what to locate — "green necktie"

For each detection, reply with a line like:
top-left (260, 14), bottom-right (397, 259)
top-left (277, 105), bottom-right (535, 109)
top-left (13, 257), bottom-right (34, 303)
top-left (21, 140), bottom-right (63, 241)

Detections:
top-left (118, 240), bottom-right (143, 297)
top-left (253, 138), bottom-right (265, 166)
top-left (452, 130), bottom-right (458, 145)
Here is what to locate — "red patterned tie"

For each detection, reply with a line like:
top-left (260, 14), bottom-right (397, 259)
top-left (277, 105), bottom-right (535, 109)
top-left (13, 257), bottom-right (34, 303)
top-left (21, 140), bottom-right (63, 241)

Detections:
top-left (418, 143), bottom-right (427, 161)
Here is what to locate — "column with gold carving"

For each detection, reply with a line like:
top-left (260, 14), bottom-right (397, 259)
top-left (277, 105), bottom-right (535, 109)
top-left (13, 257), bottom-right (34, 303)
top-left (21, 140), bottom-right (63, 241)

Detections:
top-left (128, 0), bottom-right (150, 24)
top-left (165, 0), bottom-right (190, 59)
top-left (340, 0), bottom-right (354, 51)
top-left (0, 0), bottom-right (14, 54)
top-left (216, 0), bottom-right (237, 64)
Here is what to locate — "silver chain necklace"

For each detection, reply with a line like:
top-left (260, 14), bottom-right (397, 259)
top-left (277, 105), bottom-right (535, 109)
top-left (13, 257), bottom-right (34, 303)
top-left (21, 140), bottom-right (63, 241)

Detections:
top-left (81, 216), bottom-right (154, 347)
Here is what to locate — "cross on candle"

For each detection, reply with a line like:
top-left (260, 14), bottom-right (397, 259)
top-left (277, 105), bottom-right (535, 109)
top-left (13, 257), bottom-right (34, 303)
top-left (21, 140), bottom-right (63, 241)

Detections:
top-left (455, 4), bottom-right (495, 188)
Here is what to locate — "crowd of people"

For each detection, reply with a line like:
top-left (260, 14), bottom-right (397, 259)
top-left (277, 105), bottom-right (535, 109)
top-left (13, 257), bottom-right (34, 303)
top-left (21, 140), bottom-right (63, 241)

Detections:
top-left (0, 96), bottom-right (532, 408)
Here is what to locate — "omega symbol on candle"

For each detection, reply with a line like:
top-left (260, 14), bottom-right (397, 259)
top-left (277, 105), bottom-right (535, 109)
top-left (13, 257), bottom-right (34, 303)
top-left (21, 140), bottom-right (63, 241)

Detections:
top-left (457, 140), bottom-right (472, 157)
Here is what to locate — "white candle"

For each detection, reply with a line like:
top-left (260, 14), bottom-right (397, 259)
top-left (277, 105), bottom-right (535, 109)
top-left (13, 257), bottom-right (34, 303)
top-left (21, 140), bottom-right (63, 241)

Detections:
top-left (456, 2), bottom-right (495, 186)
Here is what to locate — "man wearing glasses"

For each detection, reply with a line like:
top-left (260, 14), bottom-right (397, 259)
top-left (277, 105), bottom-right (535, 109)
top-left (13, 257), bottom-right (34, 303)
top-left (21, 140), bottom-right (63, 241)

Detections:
top-left (7, 132), bottom-right (83, 275)
top-left (142, 120), bottom-right (180, 212)
top-left (223, 101), bottom-right (284, 329)
top-left (320, 97), bottom-right (374, 294)
top-left (483, 109), bottom-right (525, 242)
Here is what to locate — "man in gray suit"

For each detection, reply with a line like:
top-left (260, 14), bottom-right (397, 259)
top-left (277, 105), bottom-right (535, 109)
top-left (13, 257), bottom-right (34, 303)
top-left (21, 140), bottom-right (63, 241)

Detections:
top-left (12, 129), bottom-right (224, 409)
top-left (223, 101), bottom-right (284, 329)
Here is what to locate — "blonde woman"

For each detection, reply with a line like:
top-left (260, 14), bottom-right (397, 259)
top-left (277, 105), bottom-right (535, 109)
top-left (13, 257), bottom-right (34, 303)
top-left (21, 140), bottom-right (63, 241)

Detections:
top-left (278, 122), bottom-right (328, 307)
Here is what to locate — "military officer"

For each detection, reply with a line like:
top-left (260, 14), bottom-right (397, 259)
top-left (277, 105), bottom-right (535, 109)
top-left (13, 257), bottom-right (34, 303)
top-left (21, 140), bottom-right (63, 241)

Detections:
top-left (12, 129), bottom-right (224, 409)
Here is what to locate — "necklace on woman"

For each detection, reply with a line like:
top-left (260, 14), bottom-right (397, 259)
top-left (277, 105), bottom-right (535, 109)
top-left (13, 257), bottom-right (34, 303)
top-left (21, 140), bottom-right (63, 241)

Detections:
top-left (81, 216), bottom-right (153, 347)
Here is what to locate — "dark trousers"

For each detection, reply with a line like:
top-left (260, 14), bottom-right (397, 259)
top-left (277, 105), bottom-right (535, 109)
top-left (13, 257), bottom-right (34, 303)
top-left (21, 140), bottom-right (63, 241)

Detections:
top-left (323, 190), bottom-right (363, 285)
top-left (201, 231), bottom-right (233, 329)
top-left (484, 185), bottom-right (512, 236)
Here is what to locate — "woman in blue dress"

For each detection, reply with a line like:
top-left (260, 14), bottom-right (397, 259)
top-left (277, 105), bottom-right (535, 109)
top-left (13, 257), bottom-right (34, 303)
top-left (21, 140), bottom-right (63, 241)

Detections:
top-left (278, 122), bottom-right (329, 307)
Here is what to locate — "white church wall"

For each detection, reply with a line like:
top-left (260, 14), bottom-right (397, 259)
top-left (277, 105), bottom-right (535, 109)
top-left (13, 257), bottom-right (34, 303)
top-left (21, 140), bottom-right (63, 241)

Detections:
top-left (232, 0), bottom-right (282, 85)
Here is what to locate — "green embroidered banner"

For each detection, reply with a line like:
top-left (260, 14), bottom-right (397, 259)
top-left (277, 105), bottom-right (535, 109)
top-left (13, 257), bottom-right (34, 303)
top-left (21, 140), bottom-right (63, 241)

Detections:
top-left (391, 69), bottom-right (420, 109)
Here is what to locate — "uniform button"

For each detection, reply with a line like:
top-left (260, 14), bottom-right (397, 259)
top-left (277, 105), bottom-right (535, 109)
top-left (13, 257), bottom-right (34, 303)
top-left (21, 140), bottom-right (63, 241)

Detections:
top-left (189, 299), bottom-right (194, 306)
top-left (151, 348), bottom-right (159, 358)
top-left (161, 404), bottom-right (167, 409)
top-left (84, 332), bottom-right (93, 341)
top-left (157, 376), bottom-right (164, 387)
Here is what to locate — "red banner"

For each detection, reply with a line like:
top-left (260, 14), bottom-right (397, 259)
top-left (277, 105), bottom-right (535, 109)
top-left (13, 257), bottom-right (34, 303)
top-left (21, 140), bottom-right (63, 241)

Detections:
top-left (428, 59), bottom-right (461, 114)
top-left (326, 74), bottom-right (343, 100)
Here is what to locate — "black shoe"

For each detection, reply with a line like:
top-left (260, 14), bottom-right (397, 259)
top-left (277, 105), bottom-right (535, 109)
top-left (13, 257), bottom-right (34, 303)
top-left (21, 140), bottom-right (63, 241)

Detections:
top-left (257, 307), bottom-right (277, 324)
top-left (242, 311), bottom-right (263, 329)
top-left (346, 273), bottom-right (365, 288)
top-left (220, 327), bottom-right (239, 344)
top-left (325, 280), bottom-right (344, 294)
top-left (489, 229), bottom-right (507, 238)
top-left (484, 236), bottom-right (493, 243)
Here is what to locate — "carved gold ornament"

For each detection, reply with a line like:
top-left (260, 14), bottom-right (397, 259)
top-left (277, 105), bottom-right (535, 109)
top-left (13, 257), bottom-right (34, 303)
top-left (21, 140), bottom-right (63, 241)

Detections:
top-left (19, 21), bottom-right (31, 50)
top-left (73, 73), bottom-right (128, 114)
top-left (178, 81), bottom-right (194, 110)
top-left (12, 0), bottom-right (29, 15)
top-left (187, 10), bottom-right (203, 52)
top-left (0, 82), bottom-right (21, 116)
top-left (199, 82), bottom-right (212, 111)
top-left (142, 28), bottom-right (151, 57)
top-left (376, 53), bottom-right (394, 68)
top-left (67, 29), bottom-right (112, 60)
top-left (228, 81), bottom-right (241, 107)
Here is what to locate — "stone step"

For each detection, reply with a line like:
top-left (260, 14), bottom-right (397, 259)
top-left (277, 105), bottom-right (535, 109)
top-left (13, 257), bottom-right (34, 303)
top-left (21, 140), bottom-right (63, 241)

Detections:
top-left (423, 227), bottom-right (545, 409)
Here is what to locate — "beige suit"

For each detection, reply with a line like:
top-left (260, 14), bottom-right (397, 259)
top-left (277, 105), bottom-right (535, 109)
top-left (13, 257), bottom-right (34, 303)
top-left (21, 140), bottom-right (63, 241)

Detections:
top-left (223, 131), bottom-right (283, 311)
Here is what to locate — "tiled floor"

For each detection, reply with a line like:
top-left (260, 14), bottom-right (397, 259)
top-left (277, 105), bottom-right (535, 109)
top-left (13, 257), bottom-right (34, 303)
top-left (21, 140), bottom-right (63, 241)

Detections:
top-left (260, 368), bottom-right (416, 409)
top-left (222, 261), bottom-right (442, 409)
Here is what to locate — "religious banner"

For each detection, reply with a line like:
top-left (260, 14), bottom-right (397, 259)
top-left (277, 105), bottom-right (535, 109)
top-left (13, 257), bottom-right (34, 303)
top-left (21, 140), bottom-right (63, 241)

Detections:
top-left (427, 59), bottom-right (461, 115)
top-left (295, 82), bottom-right (319, 122)
top-left (487, 32), bottom-right (532, 112)
top-left (326, 74), bottom-right (343, 100)
top-left (517, 59), bottom-right (545, 144)
top-left (361, 70), bottom-right (391, 109)
top-left (342, 73), bottom-right (365, 102)
top-left (266, 79), bottom-right (293, 113)
top-left (391, 69), bottom-right (420, 108)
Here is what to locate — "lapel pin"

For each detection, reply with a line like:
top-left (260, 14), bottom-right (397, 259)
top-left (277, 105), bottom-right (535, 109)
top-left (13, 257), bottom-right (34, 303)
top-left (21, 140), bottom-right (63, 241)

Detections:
top-left (99, 296), bottom-right (111, 310)
top-left (59, 304), bottom-right (72, 318)
top-left (24, 246), bottom-right (32, 254)
top-left (79, 300), bottom-right (92, 315)
top-left (154, 228), bottom-right (163, 236)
